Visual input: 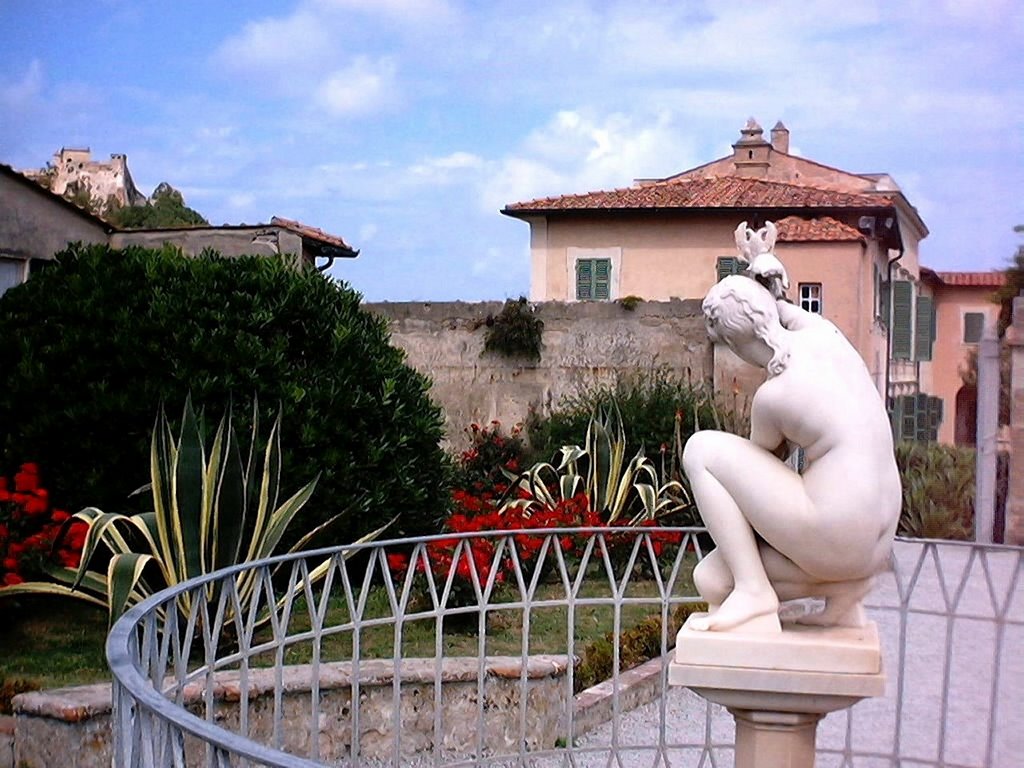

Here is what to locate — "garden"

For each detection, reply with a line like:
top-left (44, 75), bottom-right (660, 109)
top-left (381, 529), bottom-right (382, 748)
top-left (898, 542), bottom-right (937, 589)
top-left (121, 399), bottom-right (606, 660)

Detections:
top-left (0, 243), bottom-right (979, 715)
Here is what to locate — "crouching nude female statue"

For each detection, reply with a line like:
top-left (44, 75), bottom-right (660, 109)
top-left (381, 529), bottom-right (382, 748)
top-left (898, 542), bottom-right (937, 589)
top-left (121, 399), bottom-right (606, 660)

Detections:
top-left (684, 271), bottom-right (901, 634)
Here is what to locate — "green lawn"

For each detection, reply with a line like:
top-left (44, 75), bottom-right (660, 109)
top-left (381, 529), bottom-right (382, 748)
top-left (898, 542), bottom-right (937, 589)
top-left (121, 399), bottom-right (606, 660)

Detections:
top-left (0, 563), bottom-right (699, 703)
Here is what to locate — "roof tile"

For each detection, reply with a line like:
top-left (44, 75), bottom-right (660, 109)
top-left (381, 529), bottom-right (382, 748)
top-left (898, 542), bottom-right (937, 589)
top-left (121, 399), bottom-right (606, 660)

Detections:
top-left (774, 215), bottom-right (865, 243)
top-left (934, 271), bottom-right (1007, 287)
top-left (270, 215), bottom-right (355, 253)
top-left (504, 176), bottom-right (894, 213)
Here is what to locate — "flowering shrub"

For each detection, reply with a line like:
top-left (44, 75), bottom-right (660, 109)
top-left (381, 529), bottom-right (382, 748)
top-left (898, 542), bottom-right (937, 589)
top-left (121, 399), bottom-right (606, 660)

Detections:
top-left (452, 420), bottom-right (526, 495)
top-left (0, 464), bottom-right (86, 587)
top-left (388, 485), bottom-right (685, 608)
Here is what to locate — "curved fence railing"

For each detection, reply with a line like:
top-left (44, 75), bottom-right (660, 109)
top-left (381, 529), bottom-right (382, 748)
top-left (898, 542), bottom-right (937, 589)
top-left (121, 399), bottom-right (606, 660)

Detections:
top-left (106, 529), bottom-right (1023, 767)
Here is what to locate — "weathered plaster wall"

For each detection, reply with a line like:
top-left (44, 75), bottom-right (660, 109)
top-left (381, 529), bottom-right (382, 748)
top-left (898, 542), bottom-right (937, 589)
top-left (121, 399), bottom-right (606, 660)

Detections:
top-left (0, 173), bottom-right (108, 262)
top-left (929, 284), bottom-right (1003, 444)
top-left (112, 227), bottom-right (309, 265)
top-left (365, 300), bottom-right (712, 444)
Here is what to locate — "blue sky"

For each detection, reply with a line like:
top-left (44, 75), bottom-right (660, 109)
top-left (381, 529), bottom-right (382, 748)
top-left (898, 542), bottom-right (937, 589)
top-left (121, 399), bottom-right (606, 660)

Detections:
top-left (2, 0), bottom-right (1021, 301)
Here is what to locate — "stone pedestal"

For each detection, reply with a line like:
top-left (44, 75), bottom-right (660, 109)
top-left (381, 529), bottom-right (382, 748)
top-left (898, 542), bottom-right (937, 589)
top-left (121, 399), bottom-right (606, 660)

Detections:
top-left (669, 615), bottom-right (885, 768)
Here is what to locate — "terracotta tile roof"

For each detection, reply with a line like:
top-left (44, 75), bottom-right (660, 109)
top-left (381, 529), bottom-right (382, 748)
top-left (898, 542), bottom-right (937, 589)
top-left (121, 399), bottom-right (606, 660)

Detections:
top-left (503, 176), bottom-right (895, 214)
top-left (774, 216), bottom-right (865, 243)
top-left (933, 270), bottom-right (1007, 287)
top-left (270, 216), bottom-right (357, 255)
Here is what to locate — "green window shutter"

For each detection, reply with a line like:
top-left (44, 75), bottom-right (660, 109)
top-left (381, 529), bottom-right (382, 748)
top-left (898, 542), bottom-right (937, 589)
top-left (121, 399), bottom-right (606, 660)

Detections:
top-left (892, 281), bottom-right (913, 360)
top-left (880, 279), bottom-right (891, 328)
top-left (594, 259), bottom-right (610, 300)
top-left (576, 259), bottom-right (593, 300)
top-left (716, 257), bottom-right (738, 282)
top-left (914, 393), bottom-right (931, 442)
top-left (914, 295), bottom-right (934, 361)
top-left (900, 395), bottom-right (917, 442)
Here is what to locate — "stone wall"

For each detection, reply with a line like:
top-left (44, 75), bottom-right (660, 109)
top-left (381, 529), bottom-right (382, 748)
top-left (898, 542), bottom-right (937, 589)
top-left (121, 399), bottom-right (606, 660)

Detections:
top-left (12, 656), bottom-right (572, 768)
top-left (365, 299), bottom-right (712, 445)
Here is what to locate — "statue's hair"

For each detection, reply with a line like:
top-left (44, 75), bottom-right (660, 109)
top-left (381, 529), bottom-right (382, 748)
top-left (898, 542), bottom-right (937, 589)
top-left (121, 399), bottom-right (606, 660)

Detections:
top-left (702, 275), bottom-right (790, 376)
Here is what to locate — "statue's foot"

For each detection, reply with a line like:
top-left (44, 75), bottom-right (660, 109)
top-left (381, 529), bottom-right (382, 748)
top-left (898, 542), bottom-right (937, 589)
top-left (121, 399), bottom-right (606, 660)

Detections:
top-left (688, 587), bottom-right (781, 633)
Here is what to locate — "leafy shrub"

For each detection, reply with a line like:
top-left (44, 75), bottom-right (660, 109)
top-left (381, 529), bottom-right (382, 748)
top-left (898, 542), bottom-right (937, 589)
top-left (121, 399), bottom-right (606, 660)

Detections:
top-left (895, 442), bottom-right (974, 540)
top-left (0, 244), bottom-right (448, 547)
top-left (525, 367), bottom-right (736, 470)
top-left (451, 420), bottom-right (526, 495)
top-left (5, 399), bottom-right (390, 625)
top-left (483, 297), bottom-right (544, 361)
top-left (0, 463), bottom-right (86, 586)
top-left (503, 403), bottom-right (693, 526)
top-left (574, 601), bottom-right (707, 692)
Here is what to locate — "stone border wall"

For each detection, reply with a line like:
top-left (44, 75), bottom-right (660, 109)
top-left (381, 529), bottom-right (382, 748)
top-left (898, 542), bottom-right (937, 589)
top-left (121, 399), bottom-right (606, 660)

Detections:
top-left (11, 656), bottom-right (572, 768)
top-left (365, 300), bottom-right (711, 445)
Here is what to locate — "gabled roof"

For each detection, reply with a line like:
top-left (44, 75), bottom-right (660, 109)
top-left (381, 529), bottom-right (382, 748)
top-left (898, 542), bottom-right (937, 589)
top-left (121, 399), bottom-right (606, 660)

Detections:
top-left (502, 176), bottom-right (896, 215)
top-left (774, 216), bottom-right (865, 243)
top-left (1, 163), bottom-right (114, 232)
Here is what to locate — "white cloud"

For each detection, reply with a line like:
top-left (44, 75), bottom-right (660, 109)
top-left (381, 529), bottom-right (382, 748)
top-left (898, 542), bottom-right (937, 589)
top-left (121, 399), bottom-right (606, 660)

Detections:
top-left (315, 56), bottom-right (399, 117)
top-left (480, 109), bottom-right (700, 212)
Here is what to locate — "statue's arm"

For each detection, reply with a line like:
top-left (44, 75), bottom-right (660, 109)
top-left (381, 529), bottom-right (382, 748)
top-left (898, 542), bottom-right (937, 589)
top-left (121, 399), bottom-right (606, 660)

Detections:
top-left (749, 390), bottom-right (785, 454)
top-left (776, 299), bottom-right (824, 330)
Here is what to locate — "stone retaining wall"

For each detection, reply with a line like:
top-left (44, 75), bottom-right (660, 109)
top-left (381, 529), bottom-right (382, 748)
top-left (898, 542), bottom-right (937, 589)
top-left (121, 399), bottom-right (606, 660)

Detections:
top-left (11, 656), bottom-right (572, 768)
top-left (365, 300), bottom-right (711, 445)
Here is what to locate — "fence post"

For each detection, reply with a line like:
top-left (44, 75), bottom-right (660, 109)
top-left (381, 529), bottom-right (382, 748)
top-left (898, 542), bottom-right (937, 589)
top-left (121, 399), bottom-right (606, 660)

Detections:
top-left (1005, 294), bottom-right (1024, 545)
top-left (975, 322), bottom-right (1000, 543)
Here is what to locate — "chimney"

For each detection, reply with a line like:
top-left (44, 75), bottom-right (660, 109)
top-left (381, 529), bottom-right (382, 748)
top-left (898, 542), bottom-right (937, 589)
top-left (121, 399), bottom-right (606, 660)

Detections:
top-left (732, 118), bottom-right (771, 177)
top-left (770, 121), bottom-right (790, 153)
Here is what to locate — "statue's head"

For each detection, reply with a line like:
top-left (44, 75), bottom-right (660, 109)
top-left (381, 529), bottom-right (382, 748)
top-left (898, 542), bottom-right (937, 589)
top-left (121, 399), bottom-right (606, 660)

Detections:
top-left (703, 275), bottom-right (789, 376)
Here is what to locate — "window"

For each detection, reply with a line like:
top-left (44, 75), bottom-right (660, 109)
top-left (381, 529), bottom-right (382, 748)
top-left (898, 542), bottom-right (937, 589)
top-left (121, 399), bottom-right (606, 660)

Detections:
top-left (0, 258), bottom-right (25, 297)
top-left (874, 267), bottom-right (890, 327)
top-left (576, 258), bottom-right (611, 301)
top-left (798, 283), bottom-right (822, 314)
top-left (963, 312), bottom-right (985, 344)
top-left (716, 256), bottom-right (742, 282)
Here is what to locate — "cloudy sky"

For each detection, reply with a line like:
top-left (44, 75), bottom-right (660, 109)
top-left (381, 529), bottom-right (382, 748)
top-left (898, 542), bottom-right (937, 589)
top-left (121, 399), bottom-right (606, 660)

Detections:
top-left (2, 1), bottom-right (1021, 301)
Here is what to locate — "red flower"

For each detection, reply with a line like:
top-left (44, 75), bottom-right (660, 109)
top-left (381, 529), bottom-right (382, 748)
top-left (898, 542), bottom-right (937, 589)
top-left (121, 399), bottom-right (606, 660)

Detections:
top-left (387, 551), bottom-right (409, 574)
top-left (51, 510), bottom-right (70, 523)
top-left (3, 573), bottom-right (24, 586)
top-left (2, 558), bottom-right (17, 571)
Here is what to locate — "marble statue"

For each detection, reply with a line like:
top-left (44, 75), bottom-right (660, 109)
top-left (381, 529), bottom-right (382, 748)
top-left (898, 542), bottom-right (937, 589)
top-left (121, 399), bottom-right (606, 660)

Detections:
top-left (684, 226), bottom-right (901, 633)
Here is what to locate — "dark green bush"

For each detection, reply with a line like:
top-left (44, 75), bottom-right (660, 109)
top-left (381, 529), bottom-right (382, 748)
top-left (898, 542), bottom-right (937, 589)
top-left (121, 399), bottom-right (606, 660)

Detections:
top-left (0, 244), bottom-right (449, 547)
top-left (573, 601), bottom-right (708, 692)
top-left (895, 441), bottom-right (974, 540)
top-left (483, 297), bottom-right (544, 360)
top-left (524, 367), bottom-right (729, 470)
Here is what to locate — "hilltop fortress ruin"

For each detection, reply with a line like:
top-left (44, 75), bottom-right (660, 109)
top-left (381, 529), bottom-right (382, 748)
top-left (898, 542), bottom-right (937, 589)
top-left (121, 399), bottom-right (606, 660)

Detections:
top-left (24, 147), bottom-right (147, 213)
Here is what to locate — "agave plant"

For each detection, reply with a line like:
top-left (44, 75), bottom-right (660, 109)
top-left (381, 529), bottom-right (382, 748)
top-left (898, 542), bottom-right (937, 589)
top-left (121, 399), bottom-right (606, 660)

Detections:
top-left (5, 398), bottom-right (385, 625)
top-left (501, 402), bottom-right (692, 525)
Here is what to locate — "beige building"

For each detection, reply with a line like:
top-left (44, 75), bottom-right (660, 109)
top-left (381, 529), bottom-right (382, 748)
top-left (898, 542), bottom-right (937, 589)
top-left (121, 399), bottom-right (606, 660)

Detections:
top-left (503, 119), bottom-right (996, 444)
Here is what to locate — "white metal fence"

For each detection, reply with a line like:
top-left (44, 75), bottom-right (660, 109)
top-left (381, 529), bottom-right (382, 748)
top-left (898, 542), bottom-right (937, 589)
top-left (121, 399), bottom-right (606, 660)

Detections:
top-left (106, 530), bottom-right (1023, 767)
